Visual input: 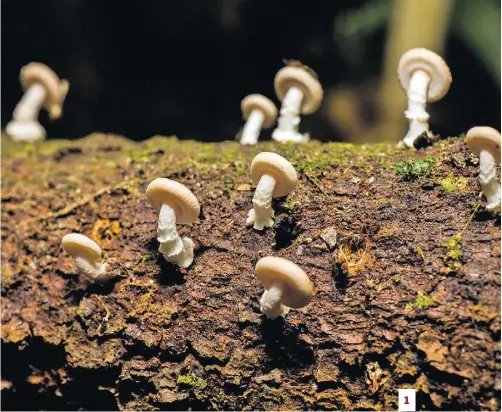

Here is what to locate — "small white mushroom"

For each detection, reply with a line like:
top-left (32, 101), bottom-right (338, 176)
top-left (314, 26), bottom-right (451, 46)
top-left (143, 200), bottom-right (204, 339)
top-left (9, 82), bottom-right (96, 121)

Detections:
top-left (466, 127), bottom-right (501, 210)
top-left (146, 178), bottom-right (200, 268)
top-left (61, 233), bottom-right (109, 282)
top-left (240, 94), bottom-right (277, 145)
top-left (398, 48), bottom-right (452, 148)
top-left (272, 63), bottom-right (323, 144)
top-left (246, 152), bottom-right (298, 230)
top-left (6, 62), bottom-right (69, 142)
top-left (255, 256), bottom-right (313, 319)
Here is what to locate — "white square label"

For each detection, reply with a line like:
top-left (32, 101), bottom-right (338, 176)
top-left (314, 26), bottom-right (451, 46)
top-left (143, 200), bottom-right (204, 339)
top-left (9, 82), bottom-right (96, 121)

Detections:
top-left (398, 389), bottom-right (416, 411)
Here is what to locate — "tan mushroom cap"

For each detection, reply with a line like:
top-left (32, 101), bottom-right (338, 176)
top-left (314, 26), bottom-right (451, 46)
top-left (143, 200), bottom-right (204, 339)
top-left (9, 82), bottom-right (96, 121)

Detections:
top-left (20, 62), bottom-right (70, 120)
top-left (398, 48), bottom-right (452, 102)
top-left (274, 66), bottom-right (323, 114)
top-left (466, 127), bottom-right (501, 163)
top-left (146, 178), bottom-right (200, 224)
top-left (62, 233), bottom-right (102, 262)
top-left (241, 94), bottom-right (278, 128)
top-left (250, 152), bottom-right (298, 197)
top-left (256, 256), bottom-right (313, 309)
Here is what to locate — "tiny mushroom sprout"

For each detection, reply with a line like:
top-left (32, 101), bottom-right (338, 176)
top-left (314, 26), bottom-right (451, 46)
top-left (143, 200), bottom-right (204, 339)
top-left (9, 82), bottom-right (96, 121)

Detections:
top-left (466, 127), bottom-right (501, 210)
top-left (61, 233), bottom-right (109, 282)
top-left (398, 48), bottom-right (452, 148)
top-left (146, 178), bottom-right (200, 268)
top-left (6, 62), bottom-right (70, 142)
top-left (272, 61), bottom-right (323, 144)
top-left (240, 94), bottom-right (278, 145)
top-left (246, 152), bottom-right (298, 230)
top-left (255, 256), bottom-right (313, 319)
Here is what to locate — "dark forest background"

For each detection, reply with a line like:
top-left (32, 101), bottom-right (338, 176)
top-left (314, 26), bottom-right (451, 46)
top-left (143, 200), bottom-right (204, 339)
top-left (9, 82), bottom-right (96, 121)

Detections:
top-left (1, 0), bottom-right (500, 142)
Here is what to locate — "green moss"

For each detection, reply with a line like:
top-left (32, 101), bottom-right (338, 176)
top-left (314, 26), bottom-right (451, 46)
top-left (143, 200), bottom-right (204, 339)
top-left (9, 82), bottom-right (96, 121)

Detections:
top-left (443, 233), bottom-right (462, 272)
top-left (405, 292), bottom-right (438, 310)
top-left (140, 254), bottom-right (154, 263)
top-left (394, 156), bottom-right (436, 181)
top-left (177, 374), bottom-right (207, 391)
top-left (440, 175), bottom-right (468, 193)
top-left (416, 246), bottom-right (426, 263)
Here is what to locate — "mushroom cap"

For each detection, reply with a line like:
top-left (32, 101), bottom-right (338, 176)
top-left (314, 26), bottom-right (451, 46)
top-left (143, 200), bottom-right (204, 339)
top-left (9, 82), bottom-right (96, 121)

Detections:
top-left (20, 62), bottom-right (70, 119)
top-left (250, 152), bottom-right (298, 197)
top-left (146, 178), bottom-right (200, 224)
top-left (62, 233), bottom-right (102, 262)
top-left (398, 48), bottom-right (452, 102)
top-left (241, 94), bottom-right (278, 128)
top-left (274, 66), bottom-right (323, 114)
top-left (466, 126), bottom-right (501, 163)
top-left (256, 256), bottom-right (313, 309)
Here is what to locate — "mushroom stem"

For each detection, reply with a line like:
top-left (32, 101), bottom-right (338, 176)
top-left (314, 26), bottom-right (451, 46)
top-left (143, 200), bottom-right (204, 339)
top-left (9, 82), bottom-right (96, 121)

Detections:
top-left (74, 256), bottom-right (109, 282)
top-left (259, 282), bottom-right (290, 319)
top-left (403, 70), bottom-right (431, 147)
top-left (6, 83), bottom-right (47, 142)
top-left (272, 87), bottom-right (308, 143)
top-left (13, 83), bottom-right (46, 122)
top-left (247, 174), bottom-right (276, 230)
top-left (241, 109), bottom-right (265, 145)
top-left (479, 149), bottom-right (501, 210)
top-left (157, 203), bottom-right (184, 256)
top-left (157, 204), bottom-right (195, 267)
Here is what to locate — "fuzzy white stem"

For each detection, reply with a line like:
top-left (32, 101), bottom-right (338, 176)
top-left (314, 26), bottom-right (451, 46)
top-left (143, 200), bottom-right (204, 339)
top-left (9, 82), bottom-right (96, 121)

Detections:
top-left (402, 70), bottom-right (431, 147)
top-left (164, 238), bottom-right (195, 268)
top-left (246, 174), bottom-right (276, 230)
top-left (240, 110), bottom-right (264, 145)
top-left (479, 149), bottom-right (501, 210)
top-left (272, 87), bottom-right (309, 143)
top-left (13, 83), bottom-right (47, 121)
top-left (158, 204), bottom-right (196, 267)
top-left (158, 204), bottom-right (184, 256)
top-left (74, 256), bottom-right (109, 282)
top-left (259, 282), bottom-right (290, 319)
top-left (6, 83), bottom-right (47, 142)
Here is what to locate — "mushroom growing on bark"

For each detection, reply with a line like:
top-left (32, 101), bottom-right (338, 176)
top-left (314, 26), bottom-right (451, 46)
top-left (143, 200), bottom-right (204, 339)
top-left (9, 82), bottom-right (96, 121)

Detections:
top-left (240, 94), bottom-right (277, 145)
top-left (6, 62), bottom-right (69, 142)
top-left (466, 127), bottom-right (501, 211)
top-left (246, 152), bottom-right (298, 230)
top-left (146, 178), bottom-right (200, 268)
top-left (272, 62), bottom-right (323, 144)
top-left (255, 256), bottom-right (313, 319)
top-left (61, 233), bottom-right (109, 282)
top-left (398, 48), bottom-right (452, 148)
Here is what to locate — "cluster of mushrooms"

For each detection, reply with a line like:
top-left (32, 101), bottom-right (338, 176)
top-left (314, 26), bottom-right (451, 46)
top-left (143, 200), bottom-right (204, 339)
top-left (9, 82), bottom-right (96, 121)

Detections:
top-left (6, 48), bottom-right (500, 320)
top-left (62, 152), bottom-right (311, 319)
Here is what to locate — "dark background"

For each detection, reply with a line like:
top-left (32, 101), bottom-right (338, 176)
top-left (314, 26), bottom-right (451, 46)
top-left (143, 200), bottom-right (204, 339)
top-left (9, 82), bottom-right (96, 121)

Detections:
top-left (1, 0), bottom-right (500, 142)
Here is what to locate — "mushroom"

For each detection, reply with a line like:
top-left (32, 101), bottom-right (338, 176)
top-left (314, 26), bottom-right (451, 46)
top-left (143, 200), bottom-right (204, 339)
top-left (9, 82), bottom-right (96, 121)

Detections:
top-left (6, 62), bottom-right (69, 142)
top-left (466, 127), bottom-right (501, 210)
top-left (246, 152), bottom-right (298, 230)
top-left (146, 178), bottom-right (200, 268)
top-left (398, 48), bottom-right (452, 148)
top-left (271, 62), bottom-right (323, 144)
top-left (255, 256), bottom-right (313, 319)
top-left (61, 233), bottom-right (109, 281)
top-left (240, 94), bottom-right (278, 145)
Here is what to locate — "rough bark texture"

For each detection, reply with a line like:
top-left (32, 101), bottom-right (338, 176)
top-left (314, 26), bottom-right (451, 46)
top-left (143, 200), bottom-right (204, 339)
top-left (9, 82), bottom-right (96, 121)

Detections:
top-left (1, 134), bottom-right (500, 411)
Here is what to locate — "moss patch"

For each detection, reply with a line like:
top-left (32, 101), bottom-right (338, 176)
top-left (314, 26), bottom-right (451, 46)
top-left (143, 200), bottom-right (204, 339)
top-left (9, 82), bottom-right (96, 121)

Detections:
top-left (394, 156), bottom-right (436, 181)
top-left (406, 292), bottom-right (438, 310)
top-left (440, 175), bottom-right (468, 193)
top-left (177, 374), bottom-right (207, 391)
top-left (442, 233), bottom-right (463, 273)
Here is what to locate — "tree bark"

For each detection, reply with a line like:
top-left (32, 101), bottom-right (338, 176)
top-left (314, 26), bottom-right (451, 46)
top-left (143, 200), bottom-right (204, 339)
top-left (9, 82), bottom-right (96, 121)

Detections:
top-left (1, 134), bottom-right (500, 410)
